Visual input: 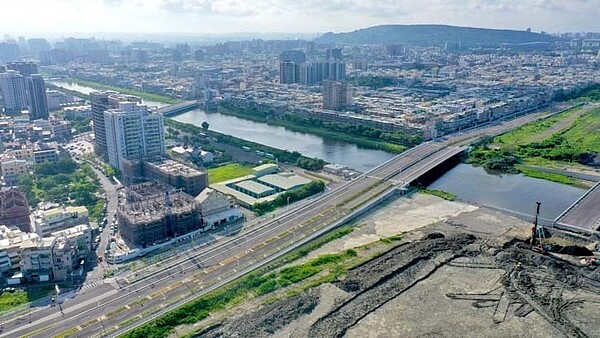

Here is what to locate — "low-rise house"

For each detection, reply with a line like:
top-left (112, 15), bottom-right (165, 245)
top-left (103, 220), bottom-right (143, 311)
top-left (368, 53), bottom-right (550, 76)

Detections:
top-left (31, 206), bottom-right (89, 237)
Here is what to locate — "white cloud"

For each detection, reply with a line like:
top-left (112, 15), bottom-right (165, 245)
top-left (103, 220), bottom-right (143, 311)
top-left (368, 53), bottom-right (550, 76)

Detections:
top-left (0, 0), bottom-right (598, 36)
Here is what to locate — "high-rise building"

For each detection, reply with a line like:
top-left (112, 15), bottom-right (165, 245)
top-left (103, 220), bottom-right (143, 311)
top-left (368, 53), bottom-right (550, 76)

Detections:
top-left (0, 70), bottom-right (28, 114)
top-left (27, 38), bottom-right (51, 57)
top-left (104, 102), bottom-right (165, 170)
top-left (323, 81), bottom-right (353, 111)
top-left (326, 48), bottom-right (343, 60)
top-left (279, 50), bottom-right (306, 64)
top-left (279, 61), bottom-right (300, 84)
top-left (279, 50), bottom-right (305, 84)
top-left (6, 61), bottom-right (38, 77)
top-left (299, 61), bottom-right (346, 85)
top-left (27, 74), bottom-right (48, 120)
top-left (91, 92), bottom-right (111, 157)
top-left (91, 91), bottom-right (141, 158)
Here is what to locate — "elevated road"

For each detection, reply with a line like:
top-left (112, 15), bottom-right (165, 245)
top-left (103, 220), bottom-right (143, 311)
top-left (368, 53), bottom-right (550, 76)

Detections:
top-left (2, 109), bottom-right (571, 338)
top-left (555, 180), bottom-right (600, 233)
top-left (156, 101), bottom-right (199, 116)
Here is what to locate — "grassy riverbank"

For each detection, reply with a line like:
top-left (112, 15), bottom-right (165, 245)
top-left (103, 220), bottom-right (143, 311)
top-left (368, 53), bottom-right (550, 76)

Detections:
top-left (66, 79), bottom-right (183, 104)
top-left (467, 100), bottom-right (600, 185)
top-left (419, 188), bottom-right (457, 201)
top-left (218, 106), bottom-right (408, 154)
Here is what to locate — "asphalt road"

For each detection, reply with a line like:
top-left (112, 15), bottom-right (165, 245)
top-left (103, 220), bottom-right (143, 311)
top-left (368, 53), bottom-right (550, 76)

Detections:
top-left (1, 109), bottom-right (577, 338)
top-left (557, 182), bottom-right (600, 231)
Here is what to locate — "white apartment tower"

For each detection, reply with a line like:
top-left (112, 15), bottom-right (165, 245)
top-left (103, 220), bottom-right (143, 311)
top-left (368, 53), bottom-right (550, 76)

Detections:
top-left (0, 70), bottom-right (28, 114)
top-left (104, 102), bottom-right (165, 170)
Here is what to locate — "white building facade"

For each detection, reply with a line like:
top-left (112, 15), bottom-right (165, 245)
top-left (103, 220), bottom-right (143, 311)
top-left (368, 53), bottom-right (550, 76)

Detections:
top-left (104, 102), bottom-right (165, 170)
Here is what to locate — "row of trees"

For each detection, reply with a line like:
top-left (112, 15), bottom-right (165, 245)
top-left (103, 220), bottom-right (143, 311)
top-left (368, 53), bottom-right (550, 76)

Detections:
top-left (295, 157), bottom-right (326, 171)
top-left (253, 180), bottom-right (325, 215)
top-left (554, 84), bottom-right (600, 102)
top-left (284, 114), bottom-right (423, 147)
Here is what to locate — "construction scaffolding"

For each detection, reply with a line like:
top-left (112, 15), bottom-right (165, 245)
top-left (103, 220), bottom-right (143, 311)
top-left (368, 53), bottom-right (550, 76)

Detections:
top-left (118, 182), bottom-right (201, 247)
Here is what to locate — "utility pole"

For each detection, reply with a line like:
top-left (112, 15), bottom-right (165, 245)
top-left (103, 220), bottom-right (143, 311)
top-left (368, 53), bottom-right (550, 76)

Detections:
top-left (531, 202), bottom-right (542, 249)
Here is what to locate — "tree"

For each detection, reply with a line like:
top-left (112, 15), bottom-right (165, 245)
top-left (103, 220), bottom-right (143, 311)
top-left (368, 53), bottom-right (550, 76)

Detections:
top-left (201, 121), bottom-right (210, 130)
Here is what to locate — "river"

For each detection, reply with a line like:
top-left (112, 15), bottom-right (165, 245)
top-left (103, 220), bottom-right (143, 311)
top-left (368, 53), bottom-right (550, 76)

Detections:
top-left (428, 163), bottom-right (587, 220)
top-left (50, 81), bottom-right (395, 172)
top-left (50, 81), bottom-right (169, 108)
top-left (51, 82), bottom-right (587, 219)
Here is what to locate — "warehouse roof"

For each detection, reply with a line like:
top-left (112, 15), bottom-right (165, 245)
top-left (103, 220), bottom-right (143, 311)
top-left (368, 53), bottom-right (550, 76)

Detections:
top-left (257, 173), bottom-right (311, 191)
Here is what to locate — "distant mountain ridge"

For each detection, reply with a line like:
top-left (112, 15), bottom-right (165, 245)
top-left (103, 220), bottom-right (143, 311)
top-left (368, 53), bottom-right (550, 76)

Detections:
top-left (314, 24), bottom-right (557, 47)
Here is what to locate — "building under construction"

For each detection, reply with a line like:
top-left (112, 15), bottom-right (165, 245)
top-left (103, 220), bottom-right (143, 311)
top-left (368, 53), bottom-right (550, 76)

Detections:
top-left (117, 182), bottom-right (202, 247)
top-left (0, 189), bottom-right (31, 232)
top-left (120, 158), bottom-right (207, 196)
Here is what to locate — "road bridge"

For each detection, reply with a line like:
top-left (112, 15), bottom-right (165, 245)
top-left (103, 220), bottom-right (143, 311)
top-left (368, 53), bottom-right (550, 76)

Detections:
top-left (555, 180), bottom-right (600, 234)
top-left (156, 100), bottom-right (199, 116)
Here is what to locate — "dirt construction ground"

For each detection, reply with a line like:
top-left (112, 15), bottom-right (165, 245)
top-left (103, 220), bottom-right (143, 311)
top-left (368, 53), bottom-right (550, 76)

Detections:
top-left (193, 193), bottom-right (600, 338)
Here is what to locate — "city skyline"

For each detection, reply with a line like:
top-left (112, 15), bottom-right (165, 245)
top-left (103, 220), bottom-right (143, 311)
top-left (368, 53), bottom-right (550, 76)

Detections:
top-left (0, 0), bottom-right (599, 37)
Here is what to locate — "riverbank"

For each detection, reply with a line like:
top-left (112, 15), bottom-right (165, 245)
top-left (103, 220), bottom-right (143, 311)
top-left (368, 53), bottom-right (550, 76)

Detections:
top-left (165, 118), bottom-right (328, 170)
top-left (63, 78), bottom-right (183, 104)
top-left (217, 105), bottom-right (408, 154)
top-left (46, 83), bottom-right (90, 101)
top-left (466, 100), bottom-right (600, 186)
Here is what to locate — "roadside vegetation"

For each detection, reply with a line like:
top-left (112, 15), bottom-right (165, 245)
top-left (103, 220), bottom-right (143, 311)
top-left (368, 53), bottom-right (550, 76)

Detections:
top-left (121, 224), bottom-right (410, 338)
top-left (207, 163), bottom-right (254, 184)
top-left (67, 78), bottom-right (182, 104)
top-left (554, 83), bottom-right (600, 102)
top-left (17, 159), bottom-right (105, 220)
top-left (0, 286), bottom-right (60, 313)
top-left (120, 225), bottom-right (356, 338)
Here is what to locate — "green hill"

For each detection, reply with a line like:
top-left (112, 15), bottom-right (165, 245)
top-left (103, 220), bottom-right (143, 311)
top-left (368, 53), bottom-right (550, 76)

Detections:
top-left (314, 24), bottom-right (557, 47)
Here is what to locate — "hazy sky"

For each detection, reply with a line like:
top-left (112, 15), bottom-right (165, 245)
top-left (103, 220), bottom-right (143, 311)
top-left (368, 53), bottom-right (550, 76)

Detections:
top-left (1, 0), bottom-right (599, 36)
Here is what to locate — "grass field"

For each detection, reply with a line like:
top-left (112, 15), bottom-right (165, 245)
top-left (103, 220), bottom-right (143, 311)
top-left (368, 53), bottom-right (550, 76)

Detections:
top-left (494, 107), bottom-right (580, 151)
top-left (207, 163), bottom-right (254, 184)
top-left (561, 108), bottom-right (600, 154)
top-left (515, 165), bottom-right (579, 186)
top-left (468, 104), bottom-right (600, 185)
top-left (0, 287), bottom-right (54, 313)
top-left (494, 106), bottom-right (600, 155)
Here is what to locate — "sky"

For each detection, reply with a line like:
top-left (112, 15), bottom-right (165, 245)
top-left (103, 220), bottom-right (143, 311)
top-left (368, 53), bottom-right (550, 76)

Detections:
top-left (1, 0), bottom-right (599, 37)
